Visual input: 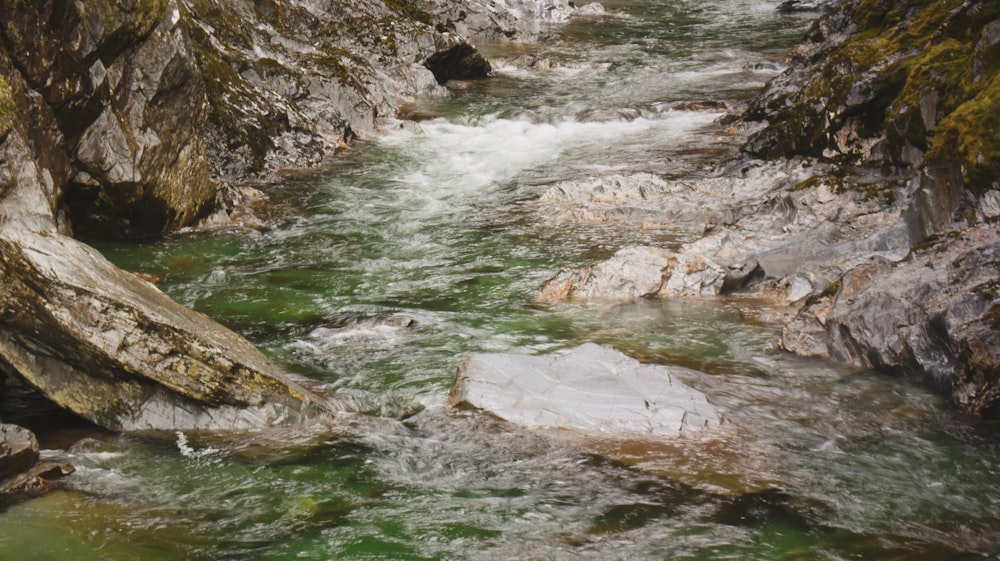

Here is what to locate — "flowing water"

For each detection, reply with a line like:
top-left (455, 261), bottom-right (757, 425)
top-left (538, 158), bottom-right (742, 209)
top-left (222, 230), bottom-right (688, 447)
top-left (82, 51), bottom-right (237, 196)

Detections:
top-left (4, 1), bottom-right (1000, 559)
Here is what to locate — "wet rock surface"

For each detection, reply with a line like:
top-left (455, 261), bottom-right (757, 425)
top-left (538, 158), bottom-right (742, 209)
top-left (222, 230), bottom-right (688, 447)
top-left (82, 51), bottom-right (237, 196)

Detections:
top-left (450, 343), bottom-right (722, 437)
top-left (534, 163), bottom-right (912, 307)
top-left (0, 228), bottom-right (338, 432)
top-left (781, 223), bottom-right (1000, 417)
top-left (0, 0), bottom-right (216, 241)
top-left (0, 423), bottom-right (74, 503)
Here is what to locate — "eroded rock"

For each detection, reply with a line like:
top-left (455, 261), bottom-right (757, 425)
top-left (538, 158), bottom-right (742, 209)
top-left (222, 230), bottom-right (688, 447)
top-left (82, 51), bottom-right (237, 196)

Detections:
top-left (539, 246), bottom-right (725, 304)
top-left (780, 224), bottom-right (1000, 418)
top-left (0, 423), bottom-right (73, 503)
top-left (0, 228), bottom-right (337, 432)
top-left (450, 343), bottom-right (722, 437)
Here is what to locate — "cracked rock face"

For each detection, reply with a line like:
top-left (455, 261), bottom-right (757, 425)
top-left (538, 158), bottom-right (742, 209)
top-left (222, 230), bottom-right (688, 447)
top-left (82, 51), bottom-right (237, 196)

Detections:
top-left (780, 223), bottom-right (1000, 417)
top-left (450, 343), bottom-right (722, 437)
top-left (0, 228), bottom-right (336, 432)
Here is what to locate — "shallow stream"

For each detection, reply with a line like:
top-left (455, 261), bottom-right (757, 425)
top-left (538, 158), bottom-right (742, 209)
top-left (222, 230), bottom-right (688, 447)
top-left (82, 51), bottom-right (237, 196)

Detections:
top-left (3, 1), bottom-right (1000, 559)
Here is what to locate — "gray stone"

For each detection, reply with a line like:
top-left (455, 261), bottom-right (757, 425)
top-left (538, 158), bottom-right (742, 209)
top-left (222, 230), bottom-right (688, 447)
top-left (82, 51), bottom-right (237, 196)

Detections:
top-left (538, 246), bottom-right (725, 304)
top-left (533, 164), bottom-right (910, 305)
top-left (780, 224), bottom-right (1000, 417)
top-left (450, 343), bottom-right (721, 437)
top-left (0, 424), bottom-right (38, 481)
top-left (0, 228), bottom-right (338, 432)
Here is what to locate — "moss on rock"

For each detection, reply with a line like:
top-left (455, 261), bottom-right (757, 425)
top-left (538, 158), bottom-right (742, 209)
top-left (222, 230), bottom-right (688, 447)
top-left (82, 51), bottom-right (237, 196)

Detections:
top-left (925, 71), bottom-right (1000, 197)
top-left (0, 72), bottom-right (14, 141)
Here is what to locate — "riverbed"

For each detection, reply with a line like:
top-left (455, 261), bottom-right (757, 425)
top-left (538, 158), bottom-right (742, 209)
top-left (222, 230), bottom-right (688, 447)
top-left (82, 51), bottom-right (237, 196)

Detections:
top-left (3, 1), bottom-right (999, 559)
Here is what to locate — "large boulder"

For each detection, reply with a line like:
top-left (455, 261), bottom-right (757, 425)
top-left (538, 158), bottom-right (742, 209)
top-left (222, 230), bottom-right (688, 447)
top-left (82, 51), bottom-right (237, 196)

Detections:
top-left (0, 228), bottom-right (336, 432)
top-left (450, 343), bottom-right (722, 437)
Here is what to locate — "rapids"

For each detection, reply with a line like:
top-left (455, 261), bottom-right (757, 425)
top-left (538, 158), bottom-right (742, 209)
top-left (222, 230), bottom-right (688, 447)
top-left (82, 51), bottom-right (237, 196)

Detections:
top-left (3, 1), bottom-right (999, 560)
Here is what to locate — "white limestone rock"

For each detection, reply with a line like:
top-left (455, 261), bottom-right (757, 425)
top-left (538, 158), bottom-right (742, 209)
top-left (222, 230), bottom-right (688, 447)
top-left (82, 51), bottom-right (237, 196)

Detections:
top-left (450, 343), bottom-right (721, 437)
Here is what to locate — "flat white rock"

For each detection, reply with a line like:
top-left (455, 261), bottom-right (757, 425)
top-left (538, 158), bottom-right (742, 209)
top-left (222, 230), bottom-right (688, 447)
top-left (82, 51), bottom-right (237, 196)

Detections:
top-left (450, 343), bottom-right (721, 437)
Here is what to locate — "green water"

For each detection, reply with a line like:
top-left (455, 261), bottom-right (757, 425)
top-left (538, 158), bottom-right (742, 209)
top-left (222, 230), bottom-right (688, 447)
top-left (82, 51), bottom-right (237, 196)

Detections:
top-left (4, 1), bottom-right (1000, 559)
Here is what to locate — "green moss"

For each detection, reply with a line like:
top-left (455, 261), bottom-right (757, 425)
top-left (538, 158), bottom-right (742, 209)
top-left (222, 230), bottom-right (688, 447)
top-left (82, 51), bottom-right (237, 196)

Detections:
top-left (789, 172), bottom-right (848, 192)
top-left (381, 0), bottom-right (433, 27)
top-left (0, 72), bottom-right (16, 140)
top-left (749, 0), bottom-right (996, 164)
top-left (803, 279), bottom-right (842, 308)
top-left (925, 71), bottom-right (1000, 196)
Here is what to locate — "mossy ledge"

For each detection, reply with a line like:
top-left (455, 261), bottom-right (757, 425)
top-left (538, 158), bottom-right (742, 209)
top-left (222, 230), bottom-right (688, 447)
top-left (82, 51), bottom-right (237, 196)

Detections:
top-left (745, 0), bottom-right (1000, 224)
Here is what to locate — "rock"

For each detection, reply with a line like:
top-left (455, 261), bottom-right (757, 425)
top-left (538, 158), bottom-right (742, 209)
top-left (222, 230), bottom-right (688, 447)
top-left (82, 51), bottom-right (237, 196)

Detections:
top-left (65, 1), bottom-right (217, 240)
top-left (0, 461), bottom-right (75, 504)
top-left (424, 43), bottom-right (492, 84)
top-left (538, 246), bottom-right (725, 304)
top-left (0, 423), bottom-right (74, 504)
top-left (0, 228), bottom-right (337, 432)
top-left (780, 224), bottom-right (1000, 417)
top-left (420, 0), bottom-right (606, 42)
top-left (0, 424), bottom-right (38, 481)
top-left (0, 0), bottom-right (217, 241)
top-left (671, 100), bottom-right (730, 113)
top-left (181, 0), bottom-right (455, 181)
top-left (500, 54), bottom-right (559, 70)
top-left (450, 343), bottom-right (721, 437)
top-left (775, 0), bottom-right (836, 12)
top-left (0, 49), bottom-right (73, 235)
top-left (574, 2), bottom-right (607, 17)
top-left (534, 163), bottom-right (913, 305)
top-left (743, 0), bottom-right (1000, 234)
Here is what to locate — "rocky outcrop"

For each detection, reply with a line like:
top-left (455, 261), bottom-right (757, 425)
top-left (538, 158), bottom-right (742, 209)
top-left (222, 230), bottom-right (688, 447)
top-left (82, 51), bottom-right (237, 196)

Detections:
top-left (744, 0), bottom-right (1000, 417)
top-left (743, 0), bottom-right (1000, 237)
top-left (0, 0), bottom-right (217, 241)
top-left (450, 343), bottom-right (721, 436)
top-left (781, 222), bottom-right (1000, 417)
top-left (0, 227), bottom-right (339, 431)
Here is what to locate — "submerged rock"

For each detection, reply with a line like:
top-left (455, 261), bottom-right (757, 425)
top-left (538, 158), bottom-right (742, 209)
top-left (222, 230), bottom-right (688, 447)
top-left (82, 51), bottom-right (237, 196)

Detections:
top-left (450, 343), bottom-right (722, 437)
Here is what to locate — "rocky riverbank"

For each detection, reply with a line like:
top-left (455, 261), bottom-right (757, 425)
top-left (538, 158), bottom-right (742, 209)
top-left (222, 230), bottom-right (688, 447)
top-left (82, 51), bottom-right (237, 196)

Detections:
top-left (535, 0), bottom-right (1000, 418)
top-left (0, 0), bottom-right (599, 502)
top-left (2, 0), bottom-right (997, 510)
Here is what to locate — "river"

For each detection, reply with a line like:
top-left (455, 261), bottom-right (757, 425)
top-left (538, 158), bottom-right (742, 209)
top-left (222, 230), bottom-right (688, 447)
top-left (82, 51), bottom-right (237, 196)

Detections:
top-left (3, 1), bottom-right (1000, 559)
